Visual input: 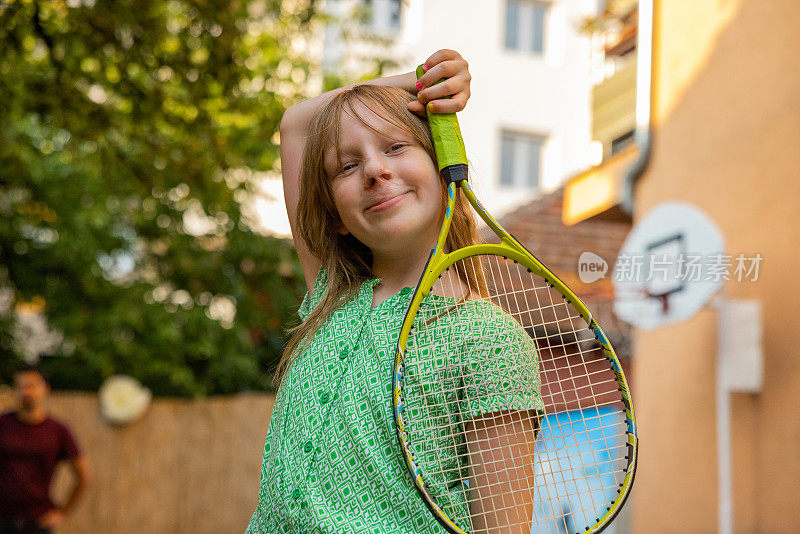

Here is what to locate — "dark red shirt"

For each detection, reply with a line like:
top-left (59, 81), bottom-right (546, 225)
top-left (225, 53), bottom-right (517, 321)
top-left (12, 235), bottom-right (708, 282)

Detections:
top-left (0, 411), bottom-right (80, 520)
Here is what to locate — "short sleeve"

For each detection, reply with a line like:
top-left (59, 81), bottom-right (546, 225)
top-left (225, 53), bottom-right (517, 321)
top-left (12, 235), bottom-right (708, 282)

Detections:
top-left (58, 422), bottom-right (81, 460)
top-left (297, 266), bottom-right (329, 321)
top-left (460, 307), bottom-right (545, 422)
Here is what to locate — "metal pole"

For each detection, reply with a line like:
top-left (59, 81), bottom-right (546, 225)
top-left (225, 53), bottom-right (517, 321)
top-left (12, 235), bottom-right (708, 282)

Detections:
top-left (714, 295), bottom-right (733, 534)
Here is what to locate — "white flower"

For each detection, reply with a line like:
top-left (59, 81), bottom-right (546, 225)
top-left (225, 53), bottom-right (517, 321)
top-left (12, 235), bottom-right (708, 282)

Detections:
top-left (99, 375), bottom-right (152, 425)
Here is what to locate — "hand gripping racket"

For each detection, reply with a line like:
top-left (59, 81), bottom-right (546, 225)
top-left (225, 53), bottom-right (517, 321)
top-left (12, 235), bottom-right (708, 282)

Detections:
top-left (391, 66), bottom-right (638, 534)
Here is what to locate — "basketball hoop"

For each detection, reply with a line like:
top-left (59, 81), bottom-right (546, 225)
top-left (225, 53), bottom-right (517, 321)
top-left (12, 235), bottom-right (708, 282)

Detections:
top-left (613, 202), bottom-right (725, 330)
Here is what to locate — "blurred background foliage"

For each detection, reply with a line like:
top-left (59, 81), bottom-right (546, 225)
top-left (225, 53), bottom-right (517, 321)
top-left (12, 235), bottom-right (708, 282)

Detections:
top-left (0, 0), bottom-right (325, 396)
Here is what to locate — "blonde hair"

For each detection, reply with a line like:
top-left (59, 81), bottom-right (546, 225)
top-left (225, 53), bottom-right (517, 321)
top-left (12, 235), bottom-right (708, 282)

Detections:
top-left (275, 84), bottom-right (481, 382)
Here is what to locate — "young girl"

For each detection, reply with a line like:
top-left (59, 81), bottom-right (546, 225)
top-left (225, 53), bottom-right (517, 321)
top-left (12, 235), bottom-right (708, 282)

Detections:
top-left (246, 50), bottom-right (478, 533)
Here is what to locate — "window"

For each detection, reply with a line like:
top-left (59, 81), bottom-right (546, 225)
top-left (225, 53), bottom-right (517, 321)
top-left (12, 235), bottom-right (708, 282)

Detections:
top-left (361, 0), bottom-right (402, 31)
top-left (504, 0), bottom-right (547, 54)
top-left (500, 131), bottom-right (543, 189)
top-left (611, 129), bottom-right (635, 155)
top-left (388, 0), bottom-right (401, 29)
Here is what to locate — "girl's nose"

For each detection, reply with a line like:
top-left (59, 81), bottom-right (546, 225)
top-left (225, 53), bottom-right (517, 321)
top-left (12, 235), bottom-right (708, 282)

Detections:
top-left (363, 155), bottom-right (392, 185)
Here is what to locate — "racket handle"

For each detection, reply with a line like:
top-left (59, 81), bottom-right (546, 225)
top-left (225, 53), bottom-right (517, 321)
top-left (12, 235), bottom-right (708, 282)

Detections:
top-left (416, 65), bottom-right (469, 183)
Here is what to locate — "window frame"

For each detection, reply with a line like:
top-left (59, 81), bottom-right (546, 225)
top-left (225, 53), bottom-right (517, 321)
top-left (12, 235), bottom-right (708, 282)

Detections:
top-left (360, 0), bottom-right (403, 33)
top-left (503, 0), bottom-right (550, 56)
top-left (498, 129), bottom-right (546, 191)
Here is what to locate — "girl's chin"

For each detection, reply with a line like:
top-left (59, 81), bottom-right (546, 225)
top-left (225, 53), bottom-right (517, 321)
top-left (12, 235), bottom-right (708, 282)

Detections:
top-left (361, 226), bottom-right (437, 254)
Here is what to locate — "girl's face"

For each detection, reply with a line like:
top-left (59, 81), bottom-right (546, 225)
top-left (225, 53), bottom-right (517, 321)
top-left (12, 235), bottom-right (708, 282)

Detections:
top-left (324, 101), bottom-right (443, 257)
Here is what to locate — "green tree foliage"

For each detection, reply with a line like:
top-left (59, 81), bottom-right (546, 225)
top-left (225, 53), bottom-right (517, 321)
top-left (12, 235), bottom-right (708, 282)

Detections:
top-left (0, 0), bottom-right (320, 396)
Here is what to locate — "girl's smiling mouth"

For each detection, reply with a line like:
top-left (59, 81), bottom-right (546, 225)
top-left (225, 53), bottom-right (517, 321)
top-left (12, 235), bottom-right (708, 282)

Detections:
top-left (365, 191), bottom-right (410, 213)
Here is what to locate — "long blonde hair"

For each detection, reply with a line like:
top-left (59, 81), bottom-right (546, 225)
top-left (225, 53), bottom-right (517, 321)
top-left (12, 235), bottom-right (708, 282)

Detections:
top-left (275, 85), bottom-right (481, 382)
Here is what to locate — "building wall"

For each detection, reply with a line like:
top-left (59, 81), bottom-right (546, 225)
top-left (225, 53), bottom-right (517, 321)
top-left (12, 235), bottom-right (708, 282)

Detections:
top-left (0, 390), bottom-right (275, 534)
top-left (631, 0), bottom-right (800, 531)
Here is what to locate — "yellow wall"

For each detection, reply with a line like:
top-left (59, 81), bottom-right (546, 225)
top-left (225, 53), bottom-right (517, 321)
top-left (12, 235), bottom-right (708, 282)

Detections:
top-left (632, 0), bottom-right (800, 531)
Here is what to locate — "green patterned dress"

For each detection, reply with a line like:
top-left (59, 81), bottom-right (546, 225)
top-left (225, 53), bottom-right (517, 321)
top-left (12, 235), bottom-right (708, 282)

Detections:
top-left (246, 268), bottom-right (543, 533)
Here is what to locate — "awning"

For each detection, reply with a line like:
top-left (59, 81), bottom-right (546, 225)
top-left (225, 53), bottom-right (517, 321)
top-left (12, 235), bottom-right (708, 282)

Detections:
top-left (562, 144), bottom-right (639, 226)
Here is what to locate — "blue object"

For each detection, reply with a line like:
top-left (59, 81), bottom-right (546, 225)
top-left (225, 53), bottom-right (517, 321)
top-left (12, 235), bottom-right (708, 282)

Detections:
top-left (530, 407), bottom-right (624, 534)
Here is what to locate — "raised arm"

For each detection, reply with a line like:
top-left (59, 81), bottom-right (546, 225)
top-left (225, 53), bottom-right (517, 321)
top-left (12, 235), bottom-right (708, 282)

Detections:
top-left (280, 50), bottom-right (471, 291)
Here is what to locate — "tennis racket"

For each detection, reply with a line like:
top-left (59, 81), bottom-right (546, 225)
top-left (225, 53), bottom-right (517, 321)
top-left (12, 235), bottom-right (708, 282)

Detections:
top-left (391, 66), bottom-right (638, 534)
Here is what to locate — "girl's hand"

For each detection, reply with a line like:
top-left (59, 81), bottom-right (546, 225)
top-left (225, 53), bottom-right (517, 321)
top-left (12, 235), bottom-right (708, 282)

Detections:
top-left (408, 49), bottom-right (471, 116)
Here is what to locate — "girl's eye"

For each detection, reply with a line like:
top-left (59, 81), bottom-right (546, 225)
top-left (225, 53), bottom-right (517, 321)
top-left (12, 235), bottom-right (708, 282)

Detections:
top-left (389, 143), bottom-right (405, 152)
top-left (342, 162), bottom-right (357, 172)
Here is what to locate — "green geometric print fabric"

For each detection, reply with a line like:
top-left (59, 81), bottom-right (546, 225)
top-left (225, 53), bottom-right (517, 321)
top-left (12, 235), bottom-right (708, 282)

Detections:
top-left (246, 267), bottom-right (543, 533)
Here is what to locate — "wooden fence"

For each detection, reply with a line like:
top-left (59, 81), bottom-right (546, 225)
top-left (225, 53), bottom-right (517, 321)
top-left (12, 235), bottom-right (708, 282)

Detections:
top-left (0, 389), bottom-right (275, 534)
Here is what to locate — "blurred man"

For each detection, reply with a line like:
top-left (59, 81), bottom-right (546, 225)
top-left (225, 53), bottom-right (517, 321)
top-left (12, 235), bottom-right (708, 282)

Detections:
top-left (0, 364), bottom-right (90, 534)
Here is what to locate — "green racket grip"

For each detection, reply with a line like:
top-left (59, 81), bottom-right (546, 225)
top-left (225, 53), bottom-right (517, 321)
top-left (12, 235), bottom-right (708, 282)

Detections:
top-left (416, 65), bottom-right (468, 183)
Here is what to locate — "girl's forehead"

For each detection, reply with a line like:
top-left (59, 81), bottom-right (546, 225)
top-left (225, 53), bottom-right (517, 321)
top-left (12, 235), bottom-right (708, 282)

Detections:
top-left (338, 100), bottom-right (408, 142)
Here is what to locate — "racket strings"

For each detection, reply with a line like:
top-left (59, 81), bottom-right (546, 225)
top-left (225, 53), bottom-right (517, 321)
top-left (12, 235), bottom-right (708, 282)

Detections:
top-left (405, 346), bottom-right (623, 433)
top-left (403, 254), bottom-right (631, 534)
top-left (492, 255), bottom-right (628, 533)
top-left (412, 299), bottom-right (621, 415)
